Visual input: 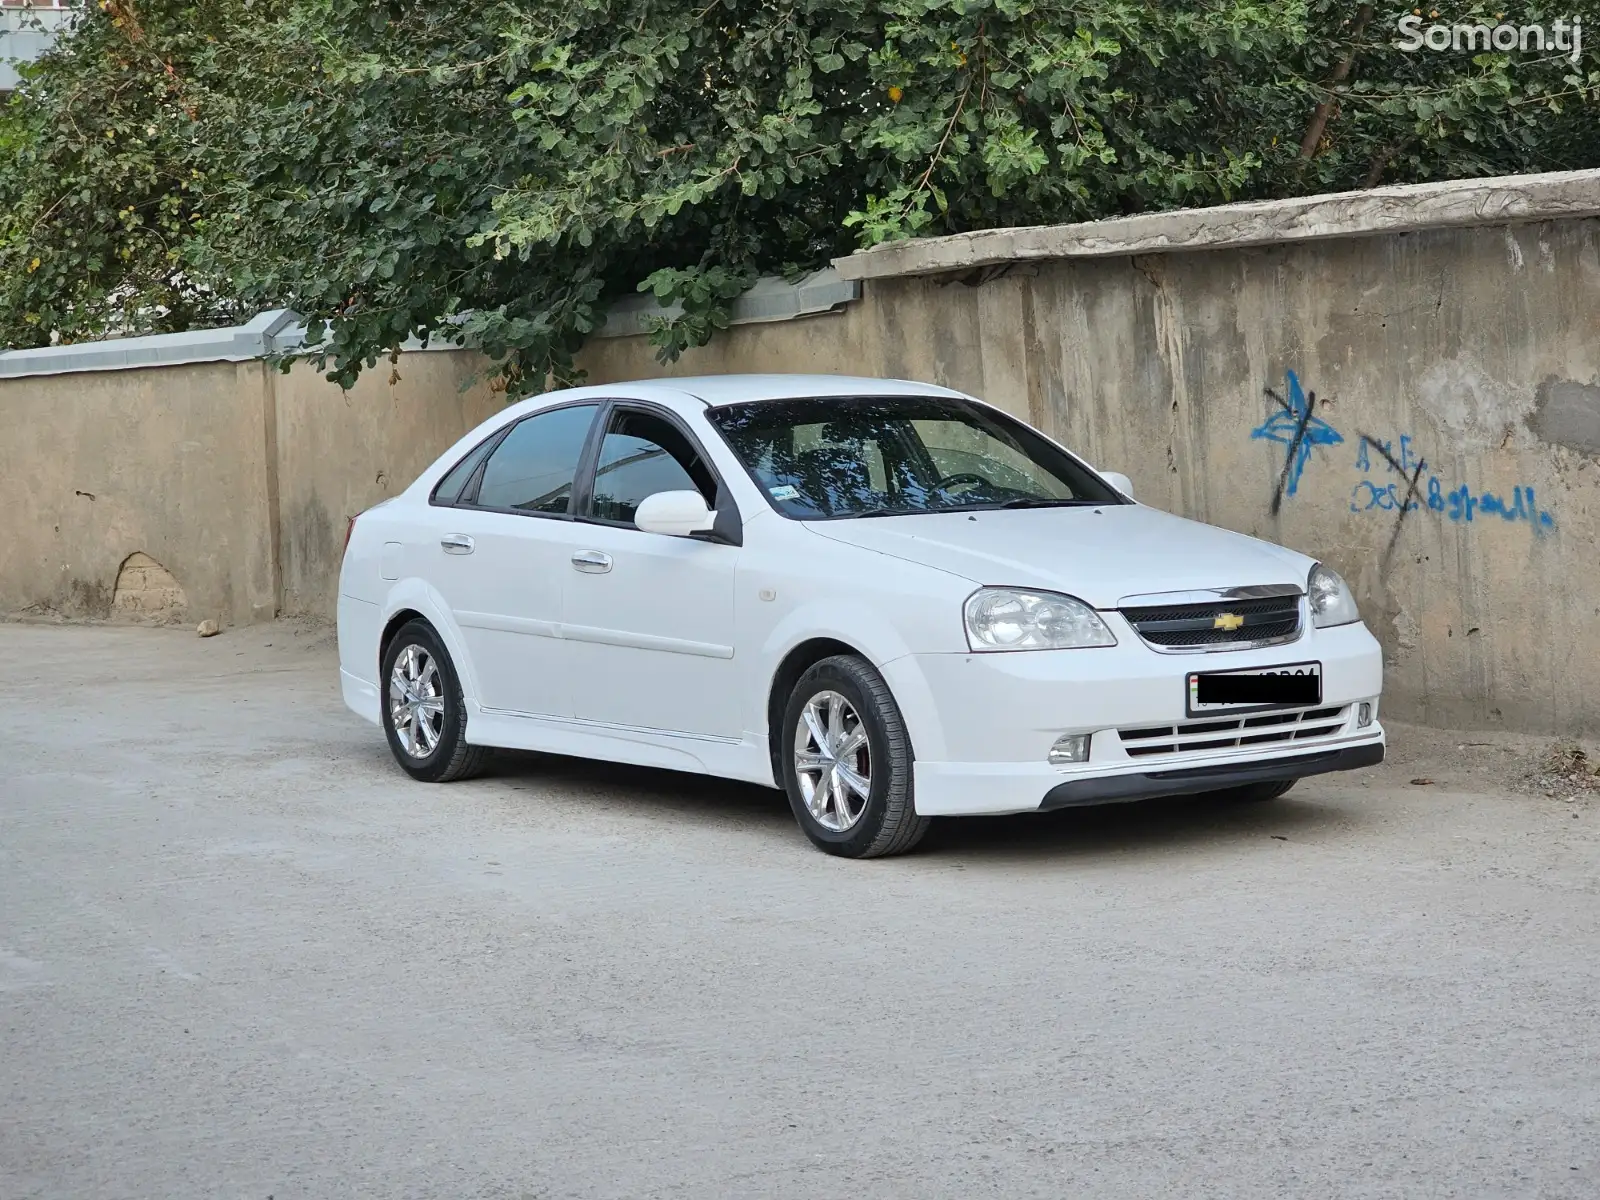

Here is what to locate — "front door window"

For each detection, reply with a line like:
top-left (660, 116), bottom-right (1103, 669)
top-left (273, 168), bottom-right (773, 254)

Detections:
top-left (589, 410), bottom-right (718, 525)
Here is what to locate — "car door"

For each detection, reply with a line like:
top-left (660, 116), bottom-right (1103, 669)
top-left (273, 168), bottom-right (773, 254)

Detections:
top-left (427, 401), bottom-right (599, 718)
top-left (562, 403), bottom-right (742, 739)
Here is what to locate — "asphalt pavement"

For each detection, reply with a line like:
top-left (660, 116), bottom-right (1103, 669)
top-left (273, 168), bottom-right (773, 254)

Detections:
top-left (4, 622), bottom-right (1597, 1199)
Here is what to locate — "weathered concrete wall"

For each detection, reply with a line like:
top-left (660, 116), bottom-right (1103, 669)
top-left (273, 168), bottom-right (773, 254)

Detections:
top-left (0, 351), bottom-right (500, 628)
top-left (1018, 220), bottom-right (1600, 733)
top-left (584, 220), bottom-right (1600, 735)
top-left (0, 360), bottom-right (279, 627)
top-left (3, 191), bottom-right (1596, 733)
top-left (273, 351), bottom-right (501, 617)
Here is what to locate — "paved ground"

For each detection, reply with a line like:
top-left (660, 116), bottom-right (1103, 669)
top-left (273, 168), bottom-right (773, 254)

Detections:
top-left (3, 622), bottom-right (1598, 1199)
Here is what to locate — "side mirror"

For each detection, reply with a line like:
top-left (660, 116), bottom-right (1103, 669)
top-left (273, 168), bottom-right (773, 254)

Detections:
top-left (1099, 470), bottom-right (1134, 501)
top-left (635, 490), bottom-right (716, 537)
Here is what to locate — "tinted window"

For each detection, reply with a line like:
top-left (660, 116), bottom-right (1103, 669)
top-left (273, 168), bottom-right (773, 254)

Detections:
top-left (589, 410), bottom-right (716, 525)
top-left (431, 433), bottom-right (500, 505)
top-left (914, 418), bottom-right (1072, 497)
top-left (475, 404), bottom-right (597, 514)
top-left (706, 395), bottom-right (1121, 519)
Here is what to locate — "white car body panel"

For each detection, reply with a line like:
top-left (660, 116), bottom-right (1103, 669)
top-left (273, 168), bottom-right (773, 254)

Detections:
top-left (561, 522), bottom-right (741, 738)
top-left (807, 503), bottom-right (1311, 606)
top-left (338, 374), bottom-right (1385, 815)
top-left (430, 506), bottom-right (587, 716)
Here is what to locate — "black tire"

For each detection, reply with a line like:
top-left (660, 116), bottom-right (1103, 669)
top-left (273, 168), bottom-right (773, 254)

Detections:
top-left (379, 619), bottom-right (490, 783)
top-left (779, 654), bottom-right (930, 859)
top-left (1213, 779), bottom-right (1297, 803)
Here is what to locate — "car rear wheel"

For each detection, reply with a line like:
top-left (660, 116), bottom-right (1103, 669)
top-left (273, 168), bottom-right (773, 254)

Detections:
top-left (780, 655), bottom-right (929, 858)
top-left (380, 619), bottom-right (489, 783)
top-left (1214, 779), bottom-right (1297, 803)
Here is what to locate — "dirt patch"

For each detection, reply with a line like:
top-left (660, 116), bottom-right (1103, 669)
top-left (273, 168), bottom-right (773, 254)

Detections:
top-left (1524, 742), bottom-right (1600, 801)
top-left (1376, 720), bottom-right (1600, 809)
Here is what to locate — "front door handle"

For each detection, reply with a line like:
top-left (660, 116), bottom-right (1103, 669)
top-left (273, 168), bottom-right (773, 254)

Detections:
top-left (571, 550), bottom-right (613, 574)
top-left (440, 534), bottom-right (475, 555)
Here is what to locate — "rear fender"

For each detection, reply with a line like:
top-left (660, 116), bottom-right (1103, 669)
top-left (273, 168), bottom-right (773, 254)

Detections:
top-left (380, 579), bottom-right (482, 709)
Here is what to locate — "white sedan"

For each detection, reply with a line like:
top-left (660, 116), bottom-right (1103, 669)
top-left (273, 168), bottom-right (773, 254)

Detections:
top-left (338, 374), bottom-right (1384, 858)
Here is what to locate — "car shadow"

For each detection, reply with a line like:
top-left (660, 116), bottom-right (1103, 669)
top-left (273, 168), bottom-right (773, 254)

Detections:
top-left (483, 750), bottom-right (795, 828)
top-left (479, 749), bottom-right (1361, 862)
top-left (915, 790), bottom-right (1356, 862)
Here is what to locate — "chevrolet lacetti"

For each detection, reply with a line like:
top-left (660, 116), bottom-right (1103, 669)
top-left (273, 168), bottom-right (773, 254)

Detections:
top-left (337, 374), bottom-right (1385, 858)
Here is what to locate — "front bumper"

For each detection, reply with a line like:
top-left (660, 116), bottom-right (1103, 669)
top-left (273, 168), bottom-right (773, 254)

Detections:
top-left (882, 621), bottom-right (1385, 817)
top-left (1039, 741), bottom-right (1384, 809)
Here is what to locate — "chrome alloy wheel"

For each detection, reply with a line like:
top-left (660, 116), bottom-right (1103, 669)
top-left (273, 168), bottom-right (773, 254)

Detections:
top-left (388, 643), bottom-right (446, 758)
top-left (793, 690), bottom-right (872, 833)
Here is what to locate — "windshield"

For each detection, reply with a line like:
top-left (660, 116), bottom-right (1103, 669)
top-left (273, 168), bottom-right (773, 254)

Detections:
top-left (706, 394), bottom-right (1124, 519)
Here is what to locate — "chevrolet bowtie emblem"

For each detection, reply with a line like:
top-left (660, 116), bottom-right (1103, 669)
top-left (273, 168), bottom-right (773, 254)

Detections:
top-left (1213, 612), bottom-right (1245, 631)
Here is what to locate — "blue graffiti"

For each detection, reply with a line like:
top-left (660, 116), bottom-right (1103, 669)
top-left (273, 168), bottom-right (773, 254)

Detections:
top-left (1355, 434), bottom-right (1423, 476)
top-left (1350, 432), bottom-right (1554, 531)
top-left (1252, 369), bottom-right (1344, 501)
top-left (1350, 480), bottom-right (1420, 512)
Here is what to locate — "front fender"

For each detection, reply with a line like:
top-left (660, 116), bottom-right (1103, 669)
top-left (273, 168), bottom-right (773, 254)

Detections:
top-left (754, 599), bottom-right (951, 768)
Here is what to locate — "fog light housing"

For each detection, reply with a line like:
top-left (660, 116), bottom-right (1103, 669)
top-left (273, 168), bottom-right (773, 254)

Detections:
top-left (1357, 702), bottom-right (1374, 729)
top-left (1048, 734), bottom-right (1091, 765)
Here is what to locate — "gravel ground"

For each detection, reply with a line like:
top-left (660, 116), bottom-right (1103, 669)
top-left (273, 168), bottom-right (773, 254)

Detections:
top-left (3, 621), bottom-right (1598, 1199)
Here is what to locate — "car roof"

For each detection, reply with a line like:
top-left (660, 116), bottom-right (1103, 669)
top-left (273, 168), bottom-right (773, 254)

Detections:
top-left (551, 374), bottom-right (971, 408)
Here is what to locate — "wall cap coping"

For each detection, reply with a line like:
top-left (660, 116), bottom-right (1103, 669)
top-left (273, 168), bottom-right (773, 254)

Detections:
top-left (592, 267), bottom-right (859, 338)
top-left (832, 168), bottom-right (1600, 281)
top-left (0, 268), bottom-right (861, 379)
top-left (0, 309), bottom-right (307, 379)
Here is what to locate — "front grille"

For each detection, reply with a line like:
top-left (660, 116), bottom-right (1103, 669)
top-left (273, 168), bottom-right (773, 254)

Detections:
top-left (1119, 706), bottom-right (1348, 758)
top-left (1121, 593), bottom-right (1302, 650)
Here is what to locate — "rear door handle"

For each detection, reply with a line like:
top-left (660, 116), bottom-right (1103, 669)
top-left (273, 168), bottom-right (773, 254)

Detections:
top-left (571, 550), bottom-right (612, 574)
top-left (440, 534), bottom-right (475, 555)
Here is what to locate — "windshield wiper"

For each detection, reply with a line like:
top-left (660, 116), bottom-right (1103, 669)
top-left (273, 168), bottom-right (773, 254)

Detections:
top-left (835, 500), bottom-right (1096, 518)
top-left (989, 498), bottom-right (1100, 510)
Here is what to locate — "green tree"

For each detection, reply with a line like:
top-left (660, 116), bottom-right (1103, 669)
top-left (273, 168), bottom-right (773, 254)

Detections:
top-left (0, 0), bottom-right (280, 346)
top-left (3, 1), bottom-right (1597, 391)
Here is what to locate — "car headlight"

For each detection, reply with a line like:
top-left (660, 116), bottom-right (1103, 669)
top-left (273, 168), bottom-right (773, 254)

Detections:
top-left (1308, 564), bottom-right (1360, 628)
top-left (963, 588), bottom-right (1117, 651)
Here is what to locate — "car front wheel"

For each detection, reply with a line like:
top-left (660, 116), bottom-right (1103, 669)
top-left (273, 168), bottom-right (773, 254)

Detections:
top-left (780, 655), bottom-right (930, 859)
top-left (380, 619), bottom-right (489, 783)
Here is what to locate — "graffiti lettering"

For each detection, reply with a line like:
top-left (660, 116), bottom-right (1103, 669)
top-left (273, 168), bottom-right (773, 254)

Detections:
top-left (1349, 480), bottom-right (1423, 512)
top-left (1252, 372), bottom-right (1558, 538)
top-left (1355, 434), bottom-right (1423, 476)
top-left (1352, 431), bottom-right (1554, 533)
top-left (1352, 433), bottom-right (1429, 566)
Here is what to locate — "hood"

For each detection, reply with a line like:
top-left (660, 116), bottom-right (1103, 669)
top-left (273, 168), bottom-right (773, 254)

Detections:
top-left (806, 504), bottom-right (1312, 608)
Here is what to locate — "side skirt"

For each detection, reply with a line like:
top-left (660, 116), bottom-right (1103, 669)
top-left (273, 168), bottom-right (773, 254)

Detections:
top-left (465, 708), bottom-right (777, 788)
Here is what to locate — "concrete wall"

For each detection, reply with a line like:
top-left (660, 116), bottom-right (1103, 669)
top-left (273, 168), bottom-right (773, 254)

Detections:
top-left (0, 360), bottom-right (279, 626)
top-left (273, 352), bottom-right (501, 617)
top-left (2, 190), bottom-right (1597, 733)
top-left (0, 351), bottom-right (497, 628)
top-left (582, 221), bottom-right (1600, 735)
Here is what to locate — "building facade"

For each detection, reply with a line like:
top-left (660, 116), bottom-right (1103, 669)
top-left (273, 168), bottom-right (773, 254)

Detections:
top-left (0, 1), bottom-right (77, 92)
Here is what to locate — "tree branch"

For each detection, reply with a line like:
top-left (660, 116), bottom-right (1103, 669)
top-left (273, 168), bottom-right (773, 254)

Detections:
top-left (1299, 4), bottom-right (1374, 159)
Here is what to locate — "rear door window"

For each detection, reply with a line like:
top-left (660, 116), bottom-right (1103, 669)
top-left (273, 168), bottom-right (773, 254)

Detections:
top-left (472, 404), bottom-right (598, 515)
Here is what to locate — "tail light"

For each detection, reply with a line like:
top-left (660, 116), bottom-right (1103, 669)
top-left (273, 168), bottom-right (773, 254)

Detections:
top-left (343, 512), bottom-right (361, 557)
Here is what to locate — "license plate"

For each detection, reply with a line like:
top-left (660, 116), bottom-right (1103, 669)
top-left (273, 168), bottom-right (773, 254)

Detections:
top-left (1187, 661), bottom-right (1322, 716)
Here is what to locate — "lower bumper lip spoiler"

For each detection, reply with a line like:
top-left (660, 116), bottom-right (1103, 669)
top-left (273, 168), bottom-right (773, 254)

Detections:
top-left (1039, 741), bottom-right (1384, 810)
